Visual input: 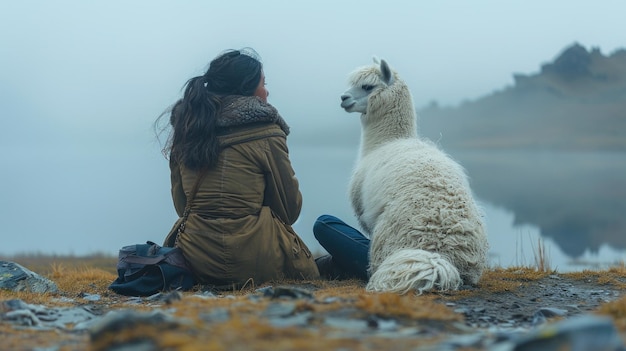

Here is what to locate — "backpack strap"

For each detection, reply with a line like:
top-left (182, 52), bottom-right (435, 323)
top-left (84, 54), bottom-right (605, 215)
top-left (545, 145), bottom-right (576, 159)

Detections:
top-left (122, 246), bottom-right (181, 266)
top-left (123, 254), bottom-right (168, 266)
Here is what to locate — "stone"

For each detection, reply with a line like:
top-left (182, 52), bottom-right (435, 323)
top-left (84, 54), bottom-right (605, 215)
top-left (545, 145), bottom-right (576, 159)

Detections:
top-left (89, 310), bottom-right (187, 351)
top-left (255, 285), bottom-right (314, 299)
top-left (510, 314), bottom-right (624, 351)
top-left (145, 290), bottom-right (182, 304)
top-left (1, 299), bottom-right (100, 330)
top-left (0, 261), bottom-right (58, 294)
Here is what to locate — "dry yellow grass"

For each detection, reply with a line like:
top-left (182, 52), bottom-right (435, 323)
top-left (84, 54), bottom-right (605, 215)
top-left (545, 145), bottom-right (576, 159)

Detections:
top-left (596, 295), bottom-right (626, 330)
top-left (471, 266), bottom-right (552, 294)
top-left (562, 264), bottom-right (626, 290)
top-left (2, 254), bottom-right (626, 351)
top-left (0, 254), bottom-right (456, 350)
top-left (49, 263), bottom-right (117, 296)
top-left (1, 253), bottom-right (118, 275)
top-left (0, 254), bottom-right (118, 306)
top-left (355, 292), bottom-right (461, 322)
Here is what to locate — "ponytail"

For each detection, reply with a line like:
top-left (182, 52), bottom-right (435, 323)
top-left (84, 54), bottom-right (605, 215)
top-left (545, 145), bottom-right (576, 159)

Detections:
top-left (169, 75), bottom-right (221, 170)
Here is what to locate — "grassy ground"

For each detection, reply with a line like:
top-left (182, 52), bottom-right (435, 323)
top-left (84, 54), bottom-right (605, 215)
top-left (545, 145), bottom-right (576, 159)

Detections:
top-left (1, 254), bottom-right (626, 350)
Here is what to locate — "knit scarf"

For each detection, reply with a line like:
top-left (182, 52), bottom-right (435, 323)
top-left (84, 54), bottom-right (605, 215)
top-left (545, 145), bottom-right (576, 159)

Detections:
top-left (217, 96), bottom-right (290, 135)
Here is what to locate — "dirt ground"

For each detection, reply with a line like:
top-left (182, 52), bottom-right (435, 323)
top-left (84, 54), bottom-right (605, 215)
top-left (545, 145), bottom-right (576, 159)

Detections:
top-left (1, 257), bottom-right (626, 351)
top-left (441, 270), bottom-right (625, 329)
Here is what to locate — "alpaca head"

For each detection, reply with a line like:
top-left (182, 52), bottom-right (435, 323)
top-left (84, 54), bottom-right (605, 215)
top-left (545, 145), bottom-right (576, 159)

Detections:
top-left (340, 58), bottom-right (395, 114)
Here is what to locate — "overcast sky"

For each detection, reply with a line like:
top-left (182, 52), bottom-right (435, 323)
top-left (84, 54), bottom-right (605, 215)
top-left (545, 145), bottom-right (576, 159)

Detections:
top-left (1, 0), bottom-right (624, 256)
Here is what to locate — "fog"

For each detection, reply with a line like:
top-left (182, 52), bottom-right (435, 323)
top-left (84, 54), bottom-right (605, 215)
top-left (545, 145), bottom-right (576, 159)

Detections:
top-left (1, 1), bottom-right (625, 260)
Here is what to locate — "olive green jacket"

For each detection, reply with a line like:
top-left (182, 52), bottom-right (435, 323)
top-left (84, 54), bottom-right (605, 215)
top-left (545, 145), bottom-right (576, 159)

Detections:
top-left (164, 122), bottom-right (319, 287)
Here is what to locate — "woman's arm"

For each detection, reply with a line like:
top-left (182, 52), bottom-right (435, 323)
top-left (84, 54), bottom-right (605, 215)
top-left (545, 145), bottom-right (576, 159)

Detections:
top-left (263, 135), bottom-right (302, 225)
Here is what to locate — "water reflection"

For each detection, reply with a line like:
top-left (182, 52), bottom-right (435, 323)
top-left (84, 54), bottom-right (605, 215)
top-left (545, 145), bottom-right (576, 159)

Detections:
top-left (481, 202), bottom-right (625, 272)
top-left (453, 150), bottom-right (626, 258)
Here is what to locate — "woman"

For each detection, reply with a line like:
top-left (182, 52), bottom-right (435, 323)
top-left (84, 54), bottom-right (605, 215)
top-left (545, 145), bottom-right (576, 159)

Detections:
top-left (159, 48), bottom-right (319, 288)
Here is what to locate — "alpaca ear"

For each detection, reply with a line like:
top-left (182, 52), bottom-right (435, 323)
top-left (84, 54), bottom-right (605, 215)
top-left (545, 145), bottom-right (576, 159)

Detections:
top-left (372, 56), bottom-right (380, 65)
top-left (380, 59), bottom-right (394, 85)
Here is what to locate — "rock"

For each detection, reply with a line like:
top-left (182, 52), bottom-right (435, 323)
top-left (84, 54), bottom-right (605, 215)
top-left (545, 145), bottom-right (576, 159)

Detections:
top-left (507, 314), bottom-right (625, 351)
top-left (3, 307), bottom-right (43, 327)
top-left (255, 285), bottom-right (314, 299)
top-left (1, 298), bottom-right (100, 330)
top-left (531, 307), bottom-right (569, 326)
top-left (193, 290), bottom-right (217, 299)
top-left (80, 293), bottom-right (102, 302)
top-left (0, 298), bottom-right (32, 313)
top-left (540, 43), bottom-right (592, 79)
top-left (2, 272), bottom-right (625, 350)
top-left (261, 302), bottom-right (297, 318)
top-left (90, 310), bottom-right (181, 336)
top-left (89, 310), bottom-right (187, 351)
top-left (537, 307), bottom-right (568, 317)
top-left (145, 290), bottom-right (182, 304)
top-left (0, 261), bottom-right (58, 294)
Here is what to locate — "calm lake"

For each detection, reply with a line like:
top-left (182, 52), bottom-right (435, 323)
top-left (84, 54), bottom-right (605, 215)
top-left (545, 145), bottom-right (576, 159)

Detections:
top-left (3, 141), bottom-right (623, 273)
top-left (290, 145), bottom-right (626, 272)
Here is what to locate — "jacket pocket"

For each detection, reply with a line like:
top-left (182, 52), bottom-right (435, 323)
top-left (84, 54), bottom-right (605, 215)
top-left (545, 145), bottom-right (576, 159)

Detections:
top-left (281, 221), bottom-right (319, 279)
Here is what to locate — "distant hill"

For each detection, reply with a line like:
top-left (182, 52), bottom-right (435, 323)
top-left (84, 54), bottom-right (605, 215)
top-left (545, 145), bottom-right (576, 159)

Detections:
top-left (418, 43), bottom-right (626, 151)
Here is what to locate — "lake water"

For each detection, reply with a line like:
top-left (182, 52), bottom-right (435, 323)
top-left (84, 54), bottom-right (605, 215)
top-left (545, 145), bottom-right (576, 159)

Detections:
top-left (290, 145), bottom-right (626, 272)
top-left (3, 141), bottom-right (624, 273)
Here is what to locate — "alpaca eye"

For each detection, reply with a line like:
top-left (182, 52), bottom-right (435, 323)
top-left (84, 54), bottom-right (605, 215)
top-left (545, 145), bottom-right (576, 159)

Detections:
top-left (362, 84), bottom-right (375, 92)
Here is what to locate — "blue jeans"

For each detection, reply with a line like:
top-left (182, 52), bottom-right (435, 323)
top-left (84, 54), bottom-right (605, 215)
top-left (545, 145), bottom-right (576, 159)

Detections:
top-left (313, 214), bottom-right (370, 280)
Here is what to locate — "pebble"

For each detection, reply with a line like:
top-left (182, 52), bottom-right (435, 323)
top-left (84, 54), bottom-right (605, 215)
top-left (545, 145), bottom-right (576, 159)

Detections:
top-left (80, 293), bottom-right (102, 302)
top-left (193, 290), bottom-right (218, 299)
top-left (145, 290), bottom-right (183, 304)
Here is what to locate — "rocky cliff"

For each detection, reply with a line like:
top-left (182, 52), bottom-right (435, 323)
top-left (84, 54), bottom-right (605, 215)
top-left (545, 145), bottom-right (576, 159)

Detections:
top-left (419, 43), bottom-right (626, 151)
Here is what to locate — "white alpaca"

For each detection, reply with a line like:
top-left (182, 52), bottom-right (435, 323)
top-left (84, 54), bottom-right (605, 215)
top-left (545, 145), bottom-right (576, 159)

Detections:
top-left (340, 58), bottom-right (489, 294)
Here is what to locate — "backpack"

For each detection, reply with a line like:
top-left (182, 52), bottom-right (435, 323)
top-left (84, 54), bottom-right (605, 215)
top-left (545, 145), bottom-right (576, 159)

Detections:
top-left (109, 241), bottom-right (195, 296)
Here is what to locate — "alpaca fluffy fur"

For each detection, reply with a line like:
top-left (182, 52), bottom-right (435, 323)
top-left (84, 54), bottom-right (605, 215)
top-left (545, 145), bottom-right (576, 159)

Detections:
top-left (340, 58), bottom-right (489, 294)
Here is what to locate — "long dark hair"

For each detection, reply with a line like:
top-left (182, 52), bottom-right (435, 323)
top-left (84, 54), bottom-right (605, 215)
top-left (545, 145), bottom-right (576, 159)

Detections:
top-left (156, 48), bottom-right (263, 170)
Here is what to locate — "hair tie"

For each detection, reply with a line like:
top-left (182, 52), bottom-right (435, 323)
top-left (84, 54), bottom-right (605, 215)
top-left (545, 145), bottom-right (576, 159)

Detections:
top-left (202, 75), bottom-right (212, 89)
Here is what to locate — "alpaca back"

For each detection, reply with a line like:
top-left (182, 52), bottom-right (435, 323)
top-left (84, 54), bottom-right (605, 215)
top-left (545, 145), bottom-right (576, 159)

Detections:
top-left (353, 138), bottom-right (488, 287)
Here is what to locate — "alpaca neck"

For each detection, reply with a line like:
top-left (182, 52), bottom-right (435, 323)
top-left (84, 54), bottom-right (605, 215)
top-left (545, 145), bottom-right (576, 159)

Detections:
top-left (359, 109), bottom-right (417, 157)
